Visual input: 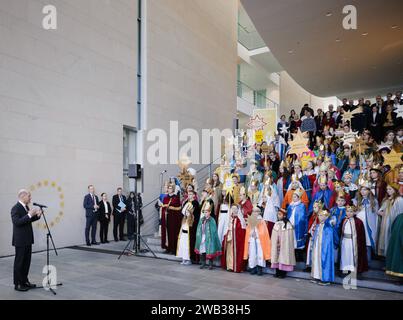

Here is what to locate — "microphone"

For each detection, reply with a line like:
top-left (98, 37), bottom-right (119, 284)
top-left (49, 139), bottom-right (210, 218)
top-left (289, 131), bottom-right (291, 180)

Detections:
top-left (33, 202), bottom-right (48, 208)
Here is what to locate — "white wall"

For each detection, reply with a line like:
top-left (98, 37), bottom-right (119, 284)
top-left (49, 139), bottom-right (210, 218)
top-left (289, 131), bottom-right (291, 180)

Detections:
top-left (279, 71), bottom-right (340, 117)
top-left (141, 0), bottom-right (238, 235)
top-left (0, 0), bottom-right (138, 256)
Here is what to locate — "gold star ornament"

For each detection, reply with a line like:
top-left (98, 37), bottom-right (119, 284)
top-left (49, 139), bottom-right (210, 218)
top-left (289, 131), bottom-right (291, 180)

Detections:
top-left (287, 129), bottom-right (311, 156)
top-left (383, 149), bottom-right (403, 169)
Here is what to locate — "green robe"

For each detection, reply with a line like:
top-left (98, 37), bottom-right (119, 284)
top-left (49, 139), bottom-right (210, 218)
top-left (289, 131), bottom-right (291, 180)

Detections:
top-left (195, 216), bottom-right (222, 259)
top-left (386, 214), bottom-right (403, 278)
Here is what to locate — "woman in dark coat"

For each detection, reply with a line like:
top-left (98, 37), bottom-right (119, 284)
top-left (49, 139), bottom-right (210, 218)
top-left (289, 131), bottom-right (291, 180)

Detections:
top-left (98, 193), bottom-right (112, 243)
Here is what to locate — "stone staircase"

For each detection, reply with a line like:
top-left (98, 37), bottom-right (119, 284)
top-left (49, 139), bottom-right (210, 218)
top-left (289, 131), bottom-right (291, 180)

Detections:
top-left (141, 234), bottom-right (402, 293)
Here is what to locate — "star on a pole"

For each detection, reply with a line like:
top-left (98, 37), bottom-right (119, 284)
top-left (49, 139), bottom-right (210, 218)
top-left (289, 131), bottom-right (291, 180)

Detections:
top-left (247, 115), bottom-right (267, 131)
top-left (287, 129), bottom-right (311, 156)
top-left (394, 105), bottom-right (403, 119)
top-left (342, 107), bottom-right (362, 123)
top-left (383, 149), bottom-right (403, 169)
top-left (279, 124), bottom-right (289, 135)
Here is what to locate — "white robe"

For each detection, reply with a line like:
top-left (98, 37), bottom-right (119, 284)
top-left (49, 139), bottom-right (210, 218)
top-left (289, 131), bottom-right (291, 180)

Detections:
top-left (176, 221), bottom-right (190, 260)
top-left (248, 227), bottom-right (265, 268)
top-left (217, 204), bottom-right (230, 244)
top-left (340, 218), bottom-right (355, 272)
top-left (355, 199), bottom-right (378, 247)
top-left (261, 186), bottom-right (280, 223)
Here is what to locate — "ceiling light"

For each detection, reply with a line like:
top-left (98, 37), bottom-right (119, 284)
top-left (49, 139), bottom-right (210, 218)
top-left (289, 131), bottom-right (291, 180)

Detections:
top-left (335, 38), bottom-right (341, 42)
top-left (288, 50), bottom-right (294, 54)
top-left (325, 12), bottom-right (332, 17)
top-left (361, 32), bottom-right (369, 36)
top-left (391, 25), bottom-right (398, 29)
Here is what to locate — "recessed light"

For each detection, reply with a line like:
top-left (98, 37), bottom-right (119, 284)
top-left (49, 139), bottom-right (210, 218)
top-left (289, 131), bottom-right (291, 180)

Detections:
top-left (391, 25), bottom-right (398, 29)
top-left (326, 12), bottom-right (332, 17)
top-left (288, 50), bottom-right (294, 54)
top-left (362, 32), bottom-right (369, 36)
top-left (335, 38), bottom-right (341, 42)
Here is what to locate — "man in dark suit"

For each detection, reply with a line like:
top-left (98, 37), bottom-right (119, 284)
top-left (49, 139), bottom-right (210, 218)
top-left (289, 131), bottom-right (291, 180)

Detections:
top-left (112, 187), bottom-right (127, 241)
top-left (11, 189), bottom-right (42, 292)
top-left (83, 185), bottom-right (99, 246)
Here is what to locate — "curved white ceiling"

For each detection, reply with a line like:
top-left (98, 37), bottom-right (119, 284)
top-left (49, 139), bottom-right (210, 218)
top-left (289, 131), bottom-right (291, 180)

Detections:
top-left (241, 0), bottom-right (403, 98)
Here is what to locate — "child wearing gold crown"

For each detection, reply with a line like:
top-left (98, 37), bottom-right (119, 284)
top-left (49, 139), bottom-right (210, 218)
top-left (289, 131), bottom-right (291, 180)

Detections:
top-left (194, 201), bottom-right (222, 270)
top-left (286, 188), bottom-right (308, 262)
top-left (354, 179), bottom-right (379, 262)
top-left (309, 175), bottom-right (335, 213)
top-left (176, 200), bottom-right (195, 265)
top-left (310, 209), bottom-right (337, 285)
top-left (340, 205), bottom-right (368, 275)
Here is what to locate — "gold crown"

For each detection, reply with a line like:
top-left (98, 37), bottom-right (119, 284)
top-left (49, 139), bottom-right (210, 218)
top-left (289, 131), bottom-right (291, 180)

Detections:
top-left (349, 156), bottom-right (357, 163)
top-left (318, 175), bottom-right (327, 185)
top-left (334, 180), bottom-right (344, 188)
top-left (319, 163), bottom-right (328, 172)
top-left (202, 201), bottom-right (212, 212)
top-left (324, 155), bottom-right (331, 162)
top-left (358, 177), bottom-right (371, 189)
top-left (337, 190), bottom-right (346, 199)
top-left (293, 188), bottom-right (303, 198)
top-left (240, 186), bottom-right (246, 195)
top-left (319, 210), bottom-right (331, 218)
top-left (346, 205), bottom-right (357, 212)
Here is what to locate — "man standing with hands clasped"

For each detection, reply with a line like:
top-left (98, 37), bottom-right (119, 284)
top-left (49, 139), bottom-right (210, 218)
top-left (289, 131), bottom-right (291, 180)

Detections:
top-left (83, 185), bottom-right (100, 246)
top-left (113, 187), bottom-right (127, 241)
top-left (11, 189), bottom-right (42, 292)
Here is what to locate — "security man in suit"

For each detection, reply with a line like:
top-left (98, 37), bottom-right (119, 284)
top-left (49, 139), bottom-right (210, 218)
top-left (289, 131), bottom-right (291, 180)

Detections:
top-left (83, 185), bottom-right (100, 246)
top-left (112, 187), bottom-right (127, 241)
top-left (11, 189), bottom-right (42, 292)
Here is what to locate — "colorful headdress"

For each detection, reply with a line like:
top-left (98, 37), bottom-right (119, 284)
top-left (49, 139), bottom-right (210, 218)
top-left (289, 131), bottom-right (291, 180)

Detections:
top-left (334, 180), bottom-right (344, 188)
top-left (358, 177), bottom-right (371, 189)
top-left (346, 205), bottom-right (357, 212)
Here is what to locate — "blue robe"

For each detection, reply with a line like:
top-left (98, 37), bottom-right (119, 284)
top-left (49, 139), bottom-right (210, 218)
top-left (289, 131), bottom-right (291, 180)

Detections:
top-left (309, 189), bottom-right (333, 213)
top-left (311, 219), bottom-right (337, 282)
top-left (287, 202), bottom-right (308, 249)
top-left (330, 207), bottom-right (346, 232)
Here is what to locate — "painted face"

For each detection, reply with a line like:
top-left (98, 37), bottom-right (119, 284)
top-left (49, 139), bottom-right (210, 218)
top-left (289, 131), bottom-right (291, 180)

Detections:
top-left (319, 183), bottom-right (327, 190)
top-left (346, 209), bottom-right (355, 218)
top-left (292, 193), bottom-right (300, 202)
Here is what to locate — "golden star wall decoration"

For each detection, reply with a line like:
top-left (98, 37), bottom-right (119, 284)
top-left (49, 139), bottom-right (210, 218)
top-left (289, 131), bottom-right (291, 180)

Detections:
top-left (287, 129), bottom-right (311, 156)
top-left (383, 149), bottom-right (403, 169)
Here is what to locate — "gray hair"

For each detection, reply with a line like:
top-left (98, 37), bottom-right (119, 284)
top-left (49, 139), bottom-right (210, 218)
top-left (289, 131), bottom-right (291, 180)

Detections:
top-left (18, 189), bottom-right (29, 199)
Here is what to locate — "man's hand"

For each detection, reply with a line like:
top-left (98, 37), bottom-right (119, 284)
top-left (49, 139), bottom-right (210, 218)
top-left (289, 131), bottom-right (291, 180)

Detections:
top-left (121, 207), bottom-right (126, 212)
top-left (94, 204), bottom-right (99, 210)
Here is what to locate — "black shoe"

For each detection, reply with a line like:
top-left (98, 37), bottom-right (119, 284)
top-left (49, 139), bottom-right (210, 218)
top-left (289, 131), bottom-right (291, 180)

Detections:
top-left (115, 239), bottom-right (119, 242)
top-left (14, 284), bottom-right (29, 292)
top-left (105, 240), bottom-right (110, 243)
top-left (303, 267), bottom-right (311, 273)
top-left (120, 238), bottom-right (126, 241)
top-left (250, 267), bottom-right (257, 275)
top-left (91, 242), bottom-right (99, 245)
top-left (86, 242), bottom-right (91, 246)
top-left (257, 267), bottom-right (263, 276)
top-left (24, 281), bottom-right (36, 289)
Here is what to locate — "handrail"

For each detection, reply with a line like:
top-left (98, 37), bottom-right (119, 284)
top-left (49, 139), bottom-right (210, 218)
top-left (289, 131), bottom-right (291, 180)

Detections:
top-left (237, 80), bottom-right (279, 108)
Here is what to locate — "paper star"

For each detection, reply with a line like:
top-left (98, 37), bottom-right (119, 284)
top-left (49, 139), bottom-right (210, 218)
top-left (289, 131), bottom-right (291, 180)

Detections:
top-left (300, 153), bottom-right (315, 170)
top-left (223, 175), bottom-right (235, 196)
top-left (279, 124), bottom-right (289, 135)
top-left (383, 149), bottom-right (403, 169)
top-left (394, 105), bottom-right (403, 119)
top-left (287, 129), bottom-right (311, 156)
top-left (247, 115), bottom-right (267, 131)
top-left (342, 107), bottom-right (362, 123)
top-left (352, 137), bottom-right (368, 153)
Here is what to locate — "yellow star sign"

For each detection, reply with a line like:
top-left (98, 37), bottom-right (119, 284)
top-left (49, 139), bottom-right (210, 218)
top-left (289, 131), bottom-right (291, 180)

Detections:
top-left (342, 107), bottom-right (362, 123)
top-left (383, 149), bottom-right (403, 169)
top-left (287, 129), bottom-right (311, 156)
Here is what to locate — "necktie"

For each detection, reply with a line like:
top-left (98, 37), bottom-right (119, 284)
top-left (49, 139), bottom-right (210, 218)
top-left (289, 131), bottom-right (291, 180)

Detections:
top-left (25, 205), bottom-right (30, 212)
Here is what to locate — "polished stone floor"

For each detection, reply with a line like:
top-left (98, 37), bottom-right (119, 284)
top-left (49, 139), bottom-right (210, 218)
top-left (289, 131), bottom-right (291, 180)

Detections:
top-left (0, 248), bottom-right (402, 300)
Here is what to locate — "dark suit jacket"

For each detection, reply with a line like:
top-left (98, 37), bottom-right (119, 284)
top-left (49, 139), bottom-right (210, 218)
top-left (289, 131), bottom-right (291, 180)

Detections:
top-left (112, 194), bottom-right (127, 214)
top-left (98, 201), bottom-right (112, 222)
top-left (83, 193), bottom-right (99, 218)
top-left (11, 202), bottom-right (40, 247)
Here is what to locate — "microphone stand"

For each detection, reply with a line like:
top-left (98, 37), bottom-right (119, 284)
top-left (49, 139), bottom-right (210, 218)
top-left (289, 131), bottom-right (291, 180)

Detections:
top-left (118, 192), bottom-right (161, 260)
top-left (34, 206), bottom-right (63, 295)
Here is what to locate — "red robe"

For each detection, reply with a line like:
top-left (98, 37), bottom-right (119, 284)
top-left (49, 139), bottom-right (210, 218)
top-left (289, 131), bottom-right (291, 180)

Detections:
top-left (221, 217), bottom-right (246, 273)
top-left (341, 217), bottom-right (369, 273)
top-left (160, 194), bottom-right (181, 254)
top-left (239, 199), bottom-right (253, 218)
